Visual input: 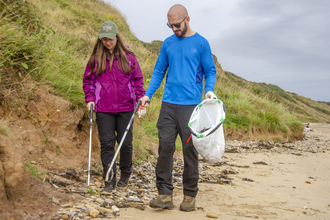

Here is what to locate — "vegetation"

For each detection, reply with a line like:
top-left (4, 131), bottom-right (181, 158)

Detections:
top-left (87, 186), bottom-right (99, 195)
top-left (0, 123), bottom-right (8, 136)
top-left (222, 71), bottom-right (330, 123)
top-left (1, 0), bottom-right (330, 161)
top-left (25, 161), bottom-right (44, 179)
top-left (318, 101), bottom-right (330, 106)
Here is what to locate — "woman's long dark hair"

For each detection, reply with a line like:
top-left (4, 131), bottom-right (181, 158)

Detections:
top-left (88, 33), bottom-right (135, 75)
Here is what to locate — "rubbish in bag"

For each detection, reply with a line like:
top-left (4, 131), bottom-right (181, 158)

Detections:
top-left (199, 127), bottom-right (210, 133)
top-left (188, 99), bottom-right (226, 164)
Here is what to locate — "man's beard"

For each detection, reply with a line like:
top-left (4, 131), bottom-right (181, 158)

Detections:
top-left (174, 22), bottom-right (187, 37)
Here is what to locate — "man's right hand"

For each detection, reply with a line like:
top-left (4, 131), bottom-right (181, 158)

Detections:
top-left (140, 96), bottom-right (151, 108)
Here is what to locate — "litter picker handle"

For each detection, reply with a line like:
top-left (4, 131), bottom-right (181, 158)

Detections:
top-left (87, 104), bottom-right (93, 186)
top-left (188, 122), bottom-right (222, 138)
top-left (105, 99), bottom-right (142, 182)
top-left (90, 104), bottom-right (93, 121)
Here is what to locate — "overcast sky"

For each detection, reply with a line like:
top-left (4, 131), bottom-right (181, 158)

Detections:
top-left (106, 0), bottom-right (330, 102)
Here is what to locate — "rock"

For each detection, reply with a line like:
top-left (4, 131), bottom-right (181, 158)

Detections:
top-left (66, 212), bottom-right (77, 218)
top-left (207, 213), bottom-right (218, 218)
top-left (61, 214), bottom-right (69, 220)
top-left (89, 209), bottom-right (100, 218)
top-left (97, 206), bottom-right (114, 214)
top-left (95, 198), bottom-right (104, 205)
top-left (74, 203), bottom-right (86, 210)
top-left (236, 211), bottom-right (243, 216)
top-left (52, 197), bottom-right (60, 205)
top-left (135, 205), bottom-right (145, 211)
top-left (101, 191), bottom-right (111, 195)
top-left (61, 202), bottom-right (73, 208)
top-left (105, 198), bottom-right (113, 205)
top-left (112, 205), bottom-right (120, 213)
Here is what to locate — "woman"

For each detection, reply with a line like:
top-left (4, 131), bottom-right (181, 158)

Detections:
top-left (83, 21), bottom-right (145, 192)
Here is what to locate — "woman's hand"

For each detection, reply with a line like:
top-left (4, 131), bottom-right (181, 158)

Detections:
top-left (87, 102), bottom-right (95, 111)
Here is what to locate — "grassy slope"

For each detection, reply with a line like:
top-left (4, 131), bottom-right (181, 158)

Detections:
top-left (1, 0), bottom-right (329, 160)
top-left (225, 72), bottom-right (330, 123)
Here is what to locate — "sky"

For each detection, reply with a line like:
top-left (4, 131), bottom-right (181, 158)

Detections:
top-left (106, 0), bottom-right (330, 102)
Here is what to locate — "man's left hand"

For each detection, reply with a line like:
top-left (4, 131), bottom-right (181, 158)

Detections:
top-left (205, 91), bottom-right (217, 103)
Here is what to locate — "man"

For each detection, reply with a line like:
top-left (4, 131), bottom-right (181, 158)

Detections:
top-left (140, 4), bottom-right (217, 211)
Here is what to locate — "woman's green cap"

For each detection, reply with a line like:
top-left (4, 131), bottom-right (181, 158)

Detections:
top-left (99, 21), bottom-right (118, 40)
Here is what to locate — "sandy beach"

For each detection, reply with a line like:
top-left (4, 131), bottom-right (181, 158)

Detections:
top-left (45, 123), bottom-right (330, 220)
top-left (115, 123), bottom-right (330, 220)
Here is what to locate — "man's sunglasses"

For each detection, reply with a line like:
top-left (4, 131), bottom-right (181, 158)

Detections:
top-left (167, 16), bottom-right (187, 29)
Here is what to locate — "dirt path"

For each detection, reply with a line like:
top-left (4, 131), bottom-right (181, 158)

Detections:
top-left (116, 123), bottom-right (330, 220)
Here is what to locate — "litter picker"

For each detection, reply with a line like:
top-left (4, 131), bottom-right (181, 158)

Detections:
top-left (105, 99), bottom-right (143, 182)
top-left (87, 103), bottom-right (93, 186)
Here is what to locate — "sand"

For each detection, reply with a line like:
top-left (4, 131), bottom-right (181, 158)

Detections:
top-left (116, 123), bottom-right (330, 220)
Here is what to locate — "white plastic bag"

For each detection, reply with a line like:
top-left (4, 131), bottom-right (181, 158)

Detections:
top-left (188, 99), bottom-right (226, 164)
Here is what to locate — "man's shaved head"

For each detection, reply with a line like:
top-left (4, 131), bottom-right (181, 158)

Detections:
top-left (167, 4), bottom-right (188, 19)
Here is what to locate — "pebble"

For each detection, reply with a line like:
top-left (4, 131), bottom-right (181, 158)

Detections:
top-left (95, 198), bottom-right (104, 205)
top-left (38, 212), bottom-right (45, 217)
top-left (61, 202), bottom-right (73, 208)
top-left (112, 205), bottom-right (120, 213)
top-left (97, 206), bottom-right (114, 214)
top-left (51, 197), bottom-right (60, 205)
top-left (61, 214), bottom-right (69, 220)
top-left (135, 205), bottom-right (145, 211)
top-left (207, 213), bottom-right (218, 218)
top-left (90, 209), bottom-right (100, 218)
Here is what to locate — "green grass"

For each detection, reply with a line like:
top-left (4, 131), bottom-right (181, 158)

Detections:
top-left (25, 161), bottom-right (44, 179)
top-left (91, 167), bottom-right (102, 175)
top-left (87, 186), bottom-right (99, 195)
top-left (0, 124), bottom-right (8, 136)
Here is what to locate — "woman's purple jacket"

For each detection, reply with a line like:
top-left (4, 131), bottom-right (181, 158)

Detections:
top-left (83, 53), bottom-right (145, 113)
